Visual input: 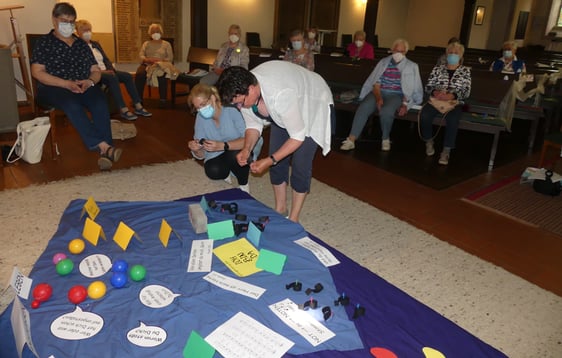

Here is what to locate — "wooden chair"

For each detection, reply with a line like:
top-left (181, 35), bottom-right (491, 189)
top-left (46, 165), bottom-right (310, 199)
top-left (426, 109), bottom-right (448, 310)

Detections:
top-left (26, 33), bottom-right (60, 158)
top-left (170, 46), bottom-right (218, 106)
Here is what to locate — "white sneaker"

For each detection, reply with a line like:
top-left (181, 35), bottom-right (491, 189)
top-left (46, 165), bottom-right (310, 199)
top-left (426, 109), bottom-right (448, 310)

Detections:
top-left (425, 141), bottom-right (435, 156)
top-left (438, 151), bottom-right (449, 165)
top-left (224, 174), bottom-right (233, 184)
top-left (239, 184), bottom-right (250, 193)
top-left (340, 138), bottom-right (355, 150)
top-left (381, 139), bottom-right (391, 151)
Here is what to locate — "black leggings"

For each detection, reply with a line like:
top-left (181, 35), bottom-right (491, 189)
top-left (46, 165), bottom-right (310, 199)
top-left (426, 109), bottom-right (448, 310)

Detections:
top-left (204, 150), bottom-right (249, 185)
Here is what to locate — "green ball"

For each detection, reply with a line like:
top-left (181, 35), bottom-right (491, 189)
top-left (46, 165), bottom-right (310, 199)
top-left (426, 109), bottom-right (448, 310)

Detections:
top-left (129, 264), bottom-right (146, 282)
top-left (56, 258), bottom-right (74, 276)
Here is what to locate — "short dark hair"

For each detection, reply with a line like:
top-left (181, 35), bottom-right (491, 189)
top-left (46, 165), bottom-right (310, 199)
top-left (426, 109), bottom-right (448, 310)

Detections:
top-left (52, 2), bottom-right (77, 18)
top-left (216, 66), bottom-right (258, 105)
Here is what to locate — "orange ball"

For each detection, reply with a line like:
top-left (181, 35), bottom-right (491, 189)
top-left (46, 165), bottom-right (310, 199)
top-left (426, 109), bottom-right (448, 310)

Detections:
top-left (68, 238), bottom-right (85, 254)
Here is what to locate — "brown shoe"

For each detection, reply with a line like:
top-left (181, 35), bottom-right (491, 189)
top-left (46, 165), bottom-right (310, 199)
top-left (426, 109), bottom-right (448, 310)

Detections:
top-left (103, 146), bottom-right (122, 163)
top-left (98, 157), bottom-right (112, 170)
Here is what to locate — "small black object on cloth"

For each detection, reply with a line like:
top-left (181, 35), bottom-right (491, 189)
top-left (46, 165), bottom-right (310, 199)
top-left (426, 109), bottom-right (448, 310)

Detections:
top-left (207, 200), bottom-right (218, 209)
top-left (334, 293), bottom-right (350, 306)
top-left (298, 299), bottom-right (318, 310)
top-left (305, 283), bottom-right (323, 296)
top-left (533, 170), bottom-right (561, 196)
top-left (235, 214), bottom-right (247, 221)
top-left (285, 281), bottom-right (302, 291)
top-left (322, 306), bottom-right (333, 321)
top-left (221, 203), bottom-right (238, 214)
top-left (353, 304), bottom-right (365, 319)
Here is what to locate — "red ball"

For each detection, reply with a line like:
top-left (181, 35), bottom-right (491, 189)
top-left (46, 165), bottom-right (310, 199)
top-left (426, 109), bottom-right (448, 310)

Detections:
top-left (32, 283), bottom-right (53, 303)
top-left (68, 285), bottom-right (87, 305)
top-left (31, 300), bottom-right (40, 309)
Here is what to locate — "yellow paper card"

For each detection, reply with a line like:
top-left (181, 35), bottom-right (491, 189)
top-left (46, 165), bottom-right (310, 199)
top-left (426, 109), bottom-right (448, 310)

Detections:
top-left (213, 238), bottom-right (262, 277)
top-left (82, 217), bottom-right (106, 246)
top-left (113, 222), bottom-right (137, 251)
top-left (81, 196), bottom-right (100, 220)
top-left (159, 219), bottom-right (173, 247)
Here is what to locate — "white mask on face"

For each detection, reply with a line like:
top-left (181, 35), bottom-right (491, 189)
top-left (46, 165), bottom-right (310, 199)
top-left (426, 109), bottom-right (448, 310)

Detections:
top-left (81, 31), bottom-right (92, 41)
top-left (229, 34), bottom-right (239, 43)
top-left (308, 32), bottom-right (316, 39)
top-left (58, 22), bottom-right (75, 38)
top-left (151, 32), bottom-right (161, 40)
top-left (355, 40), bottom-right (364, 48)
top-left (392, 52), bottom-right (405, 63)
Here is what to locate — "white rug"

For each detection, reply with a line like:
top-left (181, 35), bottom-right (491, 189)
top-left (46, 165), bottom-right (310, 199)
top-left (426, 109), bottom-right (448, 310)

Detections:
top-left (1, 159), bottom-right (561, 358)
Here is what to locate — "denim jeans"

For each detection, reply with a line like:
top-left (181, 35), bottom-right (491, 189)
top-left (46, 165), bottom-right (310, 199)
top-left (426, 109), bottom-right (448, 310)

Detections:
top-left (420, 104), bottom-right (462, 148)
top-left (101, 70), bottom-right (142, 109)
top-left (349, 91), bottom-right (402, 140)
top-left (38, 84), bottom-right (112, 150)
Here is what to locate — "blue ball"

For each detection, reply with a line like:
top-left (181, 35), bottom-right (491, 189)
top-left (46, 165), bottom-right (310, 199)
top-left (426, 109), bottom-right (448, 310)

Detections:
top-left (112, 259), bottom-right (128, 273)
top-left (110, 272), bottom-right (128, 288)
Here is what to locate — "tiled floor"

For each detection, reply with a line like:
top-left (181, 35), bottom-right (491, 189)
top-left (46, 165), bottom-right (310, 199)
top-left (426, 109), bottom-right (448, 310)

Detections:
top-left (2, 101), bottom-right (561, 297)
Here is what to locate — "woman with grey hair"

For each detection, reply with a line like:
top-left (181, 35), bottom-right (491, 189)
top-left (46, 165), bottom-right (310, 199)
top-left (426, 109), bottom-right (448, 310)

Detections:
top-left (346, 30), bottom-right (374, 59)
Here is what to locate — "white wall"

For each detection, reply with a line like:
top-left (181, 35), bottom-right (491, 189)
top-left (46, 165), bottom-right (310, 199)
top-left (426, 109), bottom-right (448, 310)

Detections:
top-left (338, 0), bottom-right (366, 47)
top-left (469, 0), bottom-right (496, 49)
top-left (376, 0), bottom-right (410, 48)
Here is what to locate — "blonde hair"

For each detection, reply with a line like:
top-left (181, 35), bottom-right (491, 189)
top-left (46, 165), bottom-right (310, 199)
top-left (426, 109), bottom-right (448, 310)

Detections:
top-left (75, 19), bottom-right (91, 32)
top-left (188, 83), bottom-right (221, 112)
top-left (392, 38), bottom-right (410, 53)
top-left (228, 24), bottom-right (241, 36)
top-left (354, 30), bottom-right (366, 40)
top-left (447, 42), bottom-right (465, 57)
top-left (148, 23), bottom-right (163, 35)
top-left (502, 40), bottom-right (517, 51)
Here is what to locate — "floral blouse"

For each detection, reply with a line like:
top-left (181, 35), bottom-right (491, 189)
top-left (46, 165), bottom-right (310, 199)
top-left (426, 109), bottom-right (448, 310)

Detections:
top-left (283, 49), bottom-right (315, 71)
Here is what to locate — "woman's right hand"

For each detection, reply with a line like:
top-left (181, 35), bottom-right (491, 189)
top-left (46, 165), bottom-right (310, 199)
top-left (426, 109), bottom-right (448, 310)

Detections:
top-left (65, 80), bottom-right (83, 93)
top-left (188, 140), bottom-right (202, 152)
top-left (236, 148), bottom-right (251, 166)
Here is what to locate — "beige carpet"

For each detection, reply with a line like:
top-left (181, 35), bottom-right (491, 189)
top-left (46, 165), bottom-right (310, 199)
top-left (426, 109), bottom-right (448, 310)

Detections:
top-left (1, 159), bottom-right (561, 358)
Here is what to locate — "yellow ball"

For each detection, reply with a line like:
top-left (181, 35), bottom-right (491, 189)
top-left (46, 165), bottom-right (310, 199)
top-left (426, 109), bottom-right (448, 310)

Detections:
top-left (68, 238), bottom-right (85, 254)
top-left (87, 281), bottom-right (106, 300)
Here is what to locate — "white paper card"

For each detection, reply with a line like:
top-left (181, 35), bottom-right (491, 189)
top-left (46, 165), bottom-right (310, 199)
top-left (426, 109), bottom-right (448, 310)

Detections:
top-left (269, 298), bottom-right (335, 347)
top-left (187, 239), bottom-right (214, 272)
top-left (205, 311), bottom-right (294, 358)
top-left (203, 271), bottom-right (265, 300)
top-left (79, 254), bottom-right (112, 278)
top-left (10, 296), bottom-right (39, 358)
top-left (293, 237), bottom-right (340, 267)
top-left (9, 267), bottom-right (32, 299)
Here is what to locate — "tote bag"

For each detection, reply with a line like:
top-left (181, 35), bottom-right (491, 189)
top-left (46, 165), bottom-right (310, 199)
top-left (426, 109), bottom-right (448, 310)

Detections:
top-left (7, 117), bottom-right (51, 164)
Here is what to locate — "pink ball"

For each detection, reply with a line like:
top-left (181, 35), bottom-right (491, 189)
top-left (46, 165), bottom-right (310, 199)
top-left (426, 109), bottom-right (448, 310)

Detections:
top-left (52, 253), bottom-right (67, 265)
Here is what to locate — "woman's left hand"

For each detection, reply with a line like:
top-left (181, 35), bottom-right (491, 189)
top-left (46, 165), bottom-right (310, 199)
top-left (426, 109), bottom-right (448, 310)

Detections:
top-left (249, 158), bottom-right (271, 174)
top-left (201, 140), bottom-right (223, 152)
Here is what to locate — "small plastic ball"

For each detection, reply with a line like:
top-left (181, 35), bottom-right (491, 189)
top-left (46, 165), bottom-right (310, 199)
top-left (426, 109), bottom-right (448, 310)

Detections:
top-left (32, 283), bottom-right (53, 302)
top-left (112, 259), bottom-right (128, 273)
top-left (129, 264), bottom-right (146, 282)
top-left (31, 300), bottom-right (40, 309)
top-left (87, 281), bottom-right (107, 300)
top-left (110, 272), bottom-right (128, 288)
top-left (56, 258), bottom-right (74, 276)
top-left (68, 238), bottom-right (85, 254)
top-left (52, 253), bottom-right (67, 265)
top-left (68, 285), bottom-right (87, 305)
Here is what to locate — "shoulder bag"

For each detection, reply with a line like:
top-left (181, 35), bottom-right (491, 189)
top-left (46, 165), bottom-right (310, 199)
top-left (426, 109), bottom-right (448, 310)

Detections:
top-left (7, 117), bottom-right (51, 164)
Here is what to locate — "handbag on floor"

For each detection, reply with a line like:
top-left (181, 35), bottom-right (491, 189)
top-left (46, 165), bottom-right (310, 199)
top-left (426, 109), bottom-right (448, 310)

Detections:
top-left (6, 117), bottom-right (51, 164)
top-left (111, 119), bottom-right (137, 140)
top-left (532, 170), bottom-right (561, 196)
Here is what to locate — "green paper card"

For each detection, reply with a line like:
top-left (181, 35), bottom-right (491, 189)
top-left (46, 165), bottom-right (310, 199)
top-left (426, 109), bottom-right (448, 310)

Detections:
top-left (207, 220), bottom-right (235, 240)
top-left (255, 248), bottom-right (287, 275)
top-left (183, 331), bottom-right (215, 358)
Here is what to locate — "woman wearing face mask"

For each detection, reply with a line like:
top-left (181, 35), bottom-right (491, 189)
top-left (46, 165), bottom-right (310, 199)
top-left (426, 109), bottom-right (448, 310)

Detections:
top-left (304, 27), bottom-right (321, 53)
top-left (199, 24), bottom-right (250, 86)
top-left (490, 40), bottom-right (526, 74)
top-left (135, 23), bottom-right (174, 108)
top-left (283, 29), bottom-right (315, 71)
top-left (187, 84), bottom-right (257, 192)
top-left (419, 42), bottom-right (471, 165)
top-left (75, 19), bottom-right (152, 120)
top-left (340, 38), bottom-right (423, 152)
top-left (346, 30), bottom-right (374, 60)
top-left (30, 2), bottom-right (122, 171)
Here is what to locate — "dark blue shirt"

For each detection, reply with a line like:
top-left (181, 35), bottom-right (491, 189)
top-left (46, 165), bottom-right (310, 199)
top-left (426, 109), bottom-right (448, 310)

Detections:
top-left (31, 30), bottom-right (97, 83)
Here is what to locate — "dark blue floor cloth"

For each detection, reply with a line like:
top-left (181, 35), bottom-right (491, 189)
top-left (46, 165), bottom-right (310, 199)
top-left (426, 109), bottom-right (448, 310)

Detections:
top-left (0, 189), bottom-right (507, 357)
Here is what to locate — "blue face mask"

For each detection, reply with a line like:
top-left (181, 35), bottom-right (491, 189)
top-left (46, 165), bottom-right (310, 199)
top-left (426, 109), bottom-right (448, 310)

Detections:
top-left (198, 104), bottom-right (214, 119)
top-left (447, 53), bottom-right (460, 65)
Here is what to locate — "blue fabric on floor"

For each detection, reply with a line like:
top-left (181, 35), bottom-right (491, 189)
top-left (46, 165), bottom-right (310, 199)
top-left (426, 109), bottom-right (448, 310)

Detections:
top-left (0, 189), bottom-right (507, 357)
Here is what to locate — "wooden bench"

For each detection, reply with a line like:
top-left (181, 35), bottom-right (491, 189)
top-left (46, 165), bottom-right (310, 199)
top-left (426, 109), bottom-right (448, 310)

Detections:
top-left (170, 46), bottom-right (218, 105)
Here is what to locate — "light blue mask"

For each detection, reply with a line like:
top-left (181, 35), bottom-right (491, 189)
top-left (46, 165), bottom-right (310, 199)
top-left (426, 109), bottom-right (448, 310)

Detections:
top-left (198, 104), bottom-right (214, 119)
top-left (447, 53), bottom-right (460, 65)
top-left (503, 50), bottom-right (513, 58)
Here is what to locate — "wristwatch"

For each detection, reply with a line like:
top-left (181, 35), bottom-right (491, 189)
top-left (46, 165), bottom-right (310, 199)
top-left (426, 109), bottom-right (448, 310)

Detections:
top-left (223, 141), bottom-right (229, 151)
top-left (270, 154), bottom-right (278, 166)
top-left (88, 78), bottom-right (95, 87)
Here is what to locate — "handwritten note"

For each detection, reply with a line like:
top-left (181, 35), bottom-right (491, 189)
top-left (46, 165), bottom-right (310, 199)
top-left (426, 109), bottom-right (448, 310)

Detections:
top-left (269, 298), bottom-right (335, 347)
top-left (50, 307), bottom-right (104, 340)
top-left (187, 239), bottom-right (214, 272)
top-left (205, 312), bottom-right (294, 358)
top-left (293, 237), bottom-right (340, 267)
top-left (9, 267), bottom-right (32, 299)
top-left (213, 238), bottom-right (262, 277)
top-left (203, 271), bottom-right (266, 300)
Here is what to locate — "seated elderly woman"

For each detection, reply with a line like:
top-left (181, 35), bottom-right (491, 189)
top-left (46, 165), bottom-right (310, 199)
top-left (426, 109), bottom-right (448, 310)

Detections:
top-left (346, 30), bottom-right (375, 60)
top-left (283, 29), bottom-right (315, 71)
top-left (75, 19), bottom-right (152, 120)
top-left (31, 2), bottom-right (122, 170)
top-left (340, 38), bottom-right (423, 152)
top-left (420, 42), bottom-right (471, 166)
top-left (135, 23), bottom-right (175, 108)
top-left (187, 83), bottom-right (261, 193)
top-left (490, 40), bottom-right (526, 74)
top-left (199, 24), bottom-right (250, 86)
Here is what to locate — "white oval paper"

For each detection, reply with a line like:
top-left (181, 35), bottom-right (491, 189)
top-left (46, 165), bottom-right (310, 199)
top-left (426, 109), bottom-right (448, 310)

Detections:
top-left (139, 284), bottom-right (180, 308)
top-left (127, 322), bottom-right (167, 347)
top-left (50, 306), bottom-right (104, 340)
top-left (79, 254), bottom-right (112, 278)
